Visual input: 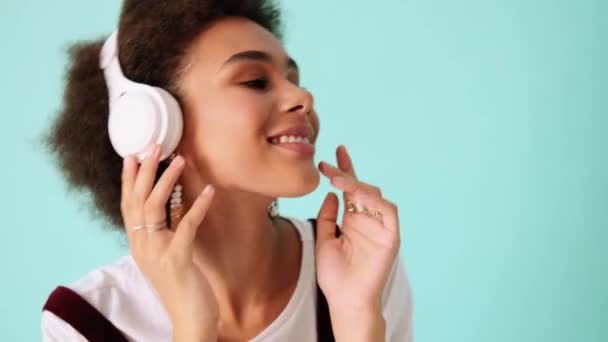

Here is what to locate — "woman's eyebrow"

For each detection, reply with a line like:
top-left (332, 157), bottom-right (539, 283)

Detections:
top-left (219, 50), bottom-right (298, 72)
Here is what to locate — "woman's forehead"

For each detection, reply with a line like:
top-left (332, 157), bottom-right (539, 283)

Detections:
top-left (188, 17), bottom-right (291, 72)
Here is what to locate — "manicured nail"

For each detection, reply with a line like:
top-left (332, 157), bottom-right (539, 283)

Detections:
top-left (171, 155), bottom-right (184, 167)
top-left (143, 145), bottom-right (157, 160)
top-left (202, 184), bottom-right (214, 196)
top-left (123, 156), bottom-right (133, 169)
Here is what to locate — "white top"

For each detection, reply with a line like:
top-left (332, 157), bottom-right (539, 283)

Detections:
top-left (42, 216), bottom-right (414, 341)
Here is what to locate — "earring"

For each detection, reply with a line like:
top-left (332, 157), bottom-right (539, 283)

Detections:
top-left (169, 183), bottom-right (184, 229)
top-left (268, 199), bottom-right (279, 219)
top-left (167, 153), bottom-right (184, 229)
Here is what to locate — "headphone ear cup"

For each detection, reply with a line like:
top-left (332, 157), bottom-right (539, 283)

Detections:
top-left (108, 86), bottom-right (163, 162)
top-left (107, 86), bottom-right (183, 163)
top-left (152, 87), bottom-right (183, 162)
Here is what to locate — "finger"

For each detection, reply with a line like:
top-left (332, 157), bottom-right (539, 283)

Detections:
top-left (123, 216), bottom-right (149, 256)
top-left (318, 160), bottom-right (347, 179)
top-left (332, 176), bottom-right (382, 197)
top-left (344, 209), bottom-right (397, 248)
top-left (146, 155), bottom-right (185, 215)
top-left (319, 164), bottom-right (382, 197)
top-left (121, 155), bottom-right (138, 203)
top-left (132, 144), bottom-right (162, 202)
top-left (316, 192), bottom-right (340, 244)
top-left (170, 184), bottom-right (215, 251)
top-left (319, 161), bottom-right (357, 206)
top-left (348, 190), bottom-right (400, 234)
top-left (336, 145), bottom-right (357, 178)
top-left (380, 201), bottom-right (400, 235)
top-left (121, 155), bottom-right (148, 249)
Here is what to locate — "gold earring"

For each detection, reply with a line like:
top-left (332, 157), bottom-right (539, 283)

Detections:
top-left (167, 153), bottom-right (184, 229)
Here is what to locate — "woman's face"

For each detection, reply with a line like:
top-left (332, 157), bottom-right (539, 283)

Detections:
top-left (177, 17), bottom-right (320, 198)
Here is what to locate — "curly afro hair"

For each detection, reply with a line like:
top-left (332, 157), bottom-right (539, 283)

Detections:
top-left (41, 0), bottom-right (283, 231)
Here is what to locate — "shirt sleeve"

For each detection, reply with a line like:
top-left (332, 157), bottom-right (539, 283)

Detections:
top-left (41, 311), bottom-right (88, 342)
top-left (381, 254), bottom-right (414, 342)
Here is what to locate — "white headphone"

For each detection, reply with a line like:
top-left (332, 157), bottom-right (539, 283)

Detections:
top-left (100, 30), bottom-right (183, 163)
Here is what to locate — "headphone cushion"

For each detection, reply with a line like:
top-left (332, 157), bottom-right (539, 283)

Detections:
top-left (107, 86), bottom-right (183, 162)
top-left (153, 87), bottom-right (183, 161)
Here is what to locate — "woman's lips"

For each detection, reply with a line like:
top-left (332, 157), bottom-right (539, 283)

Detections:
top-left (271, 142), bottom-right (315, 156)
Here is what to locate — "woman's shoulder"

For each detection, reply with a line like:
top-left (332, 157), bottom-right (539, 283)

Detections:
top-left (70, 255), bottom-right (140, 293)
top-left (41, 255), bottom-right (169, 341)
top-left (45, 254), bottom-right (157, 311)
top-left (42, 255), bottom-right (149, 315)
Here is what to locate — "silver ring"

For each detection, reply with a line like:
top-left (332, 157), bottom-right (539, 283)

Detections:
top-left (346, 201), bottom-right (383, 218)
top-left (346, 200), bottom-right (367, 213)
top-left (145, 221), bottom-right (167, 232)
top-left (129, 219), bottom-right (167, 232)
top-left (130, 225), bottom-right (147, 232)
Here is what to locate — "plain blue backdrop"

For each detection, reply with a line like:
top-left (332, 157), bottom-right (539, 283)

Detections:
top-left (1, 0), bottom-right (606, 341)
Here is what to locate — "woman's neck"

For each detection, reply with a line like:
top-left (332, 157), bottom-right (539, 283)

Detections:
top-left (188, 189), bottom-right (302, 329)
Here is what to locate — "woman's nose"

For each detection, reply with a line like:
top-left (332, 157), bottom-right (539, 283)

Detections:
top-left (281, 84), bottom-right (314, 115)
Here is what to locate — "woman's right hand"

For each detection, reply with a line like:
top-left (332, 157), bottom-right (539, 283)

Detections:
top-left (120, 143), bottom-right (219, 341)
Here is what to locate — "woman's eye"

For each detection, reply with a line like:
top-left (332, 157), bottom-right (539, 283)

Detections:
top-left (241, 79), bottom-right (268, 90)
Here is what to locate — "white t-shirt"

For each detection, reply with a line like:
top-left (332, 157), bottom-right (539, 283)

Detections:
top-left (42, 216), bottom-right (414, 341)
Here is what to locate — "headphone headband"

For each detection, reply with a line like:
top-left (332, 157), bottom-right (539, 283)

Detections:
top-left (100, 31), bottom-right (140, 111)
top-left (100, 30), bottom-right (183, 163)
top-left (99, 31), bottom-right (118, 69)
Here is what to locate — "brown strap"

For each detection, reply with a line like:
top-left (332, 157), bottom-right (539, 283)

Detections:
top-left (42, 286), bottom-right (129, 342)
top-left (308, 218), bottom-right (340, 342)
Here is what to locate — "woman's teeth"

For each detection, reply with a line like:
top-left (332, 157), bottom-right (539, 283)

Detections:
top-left (270, 135), bottom-right (312, 145)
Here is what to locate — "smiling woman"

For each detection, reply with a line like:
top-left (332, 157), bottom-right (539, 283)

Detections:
top-left (40, 0), bottom-right (413, 341)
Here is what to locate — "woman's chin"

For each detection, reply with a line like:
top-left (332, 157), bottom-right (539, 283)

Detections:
top-left (275, 168), bottom-right (321, 198)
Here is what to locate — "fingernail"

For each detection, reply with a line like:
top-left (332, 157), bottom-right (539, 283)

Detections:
top-left (201, 184), bottom-right (214, 196)
top-left (123, 156), bottom-right (132, 169)
top-left (143, 145), bottom-right (157, 160)
top-left (171, 155), bottom-right (184, 167)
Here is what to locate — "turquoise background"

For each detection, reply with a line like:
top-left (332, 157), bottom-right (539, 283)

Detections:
top-left (1, 0), bottom-right (606, 341)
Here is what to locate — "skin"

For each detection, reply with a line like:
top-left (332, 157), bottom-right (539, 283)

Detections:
top-left (120, 17), bottom-right (401, 341)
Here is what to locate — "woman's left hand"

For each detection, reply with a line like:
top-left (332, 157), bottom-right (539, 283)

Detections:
top-left (315, 145), bottom-right (401, 314)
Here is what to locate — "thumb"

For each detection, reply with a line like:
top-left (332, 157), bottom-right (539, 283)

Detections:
top-left (316, 192), bottom-right (339, 244)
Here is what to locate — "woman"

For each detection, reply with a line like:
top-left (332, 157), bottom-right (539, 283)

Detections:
top-left (41, 0), bottom-right (413, 341)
